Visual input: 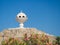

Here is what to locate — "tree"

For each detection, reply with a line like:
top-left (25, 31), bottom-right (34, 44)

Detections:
top-left (56, 36), bottom-right (60, 45)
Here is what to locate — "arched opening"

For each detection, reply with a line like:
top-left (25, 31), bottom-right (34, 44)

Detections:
top-left (19, 16), bottom-right (21, 18)
top-left (23, 16), bottom-right (25, 18)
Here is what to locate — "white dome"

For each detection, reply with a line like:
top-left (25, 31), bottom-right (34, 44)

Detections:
top-left (17, 12), bottom-right (26, 17)
top-left (16, 11), bottom-right (28, 28)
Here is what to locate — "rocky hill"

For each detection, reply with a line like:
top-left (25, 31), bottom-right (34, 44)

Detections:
top-left (0, 28), bottom-right (56, 45)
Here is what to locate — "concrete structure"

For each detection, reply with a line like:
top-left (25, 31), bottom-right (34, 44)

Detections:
top-left (16, 11), bottom-right (28, 28)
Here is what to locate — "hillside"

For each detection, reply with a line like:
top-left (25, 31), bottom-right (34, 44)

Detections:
top-left (0, 28), bottom-right (56, 45)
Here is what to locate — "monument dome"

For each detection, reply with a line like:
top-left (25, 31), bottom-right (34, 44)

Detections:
top-left (16, 11), bottom-right (28, 28)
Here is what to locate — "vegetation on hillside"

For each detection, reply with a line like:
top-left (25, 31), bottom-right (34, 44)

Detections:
top-left (1, 33), bottom-right (60, 45)
top-left (56, 36), bottom-right (60, 45)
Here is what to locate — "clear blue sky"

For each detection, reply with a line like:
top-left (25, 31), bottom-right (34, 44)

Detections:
top-left (0, 0), bottom-right (60, 36)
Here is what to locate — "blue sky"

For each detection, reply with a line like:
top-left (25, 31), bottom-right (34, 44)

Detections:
top-left (0, 0), bottom-right (60, 36)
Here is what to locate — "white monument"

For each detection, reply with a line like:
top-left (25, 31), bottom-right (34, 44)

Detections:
top-left (16, 11), bottom-right (28, 28)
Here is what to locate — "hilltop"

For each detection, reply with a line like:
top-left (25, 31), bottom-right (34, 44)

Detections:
top-left (0, 28), bottom-right (56, 45)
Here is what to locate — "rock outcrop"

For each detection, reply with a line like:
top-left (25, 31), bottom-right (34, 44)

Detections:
top-left (0, 28), bottom-right (56, 45)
